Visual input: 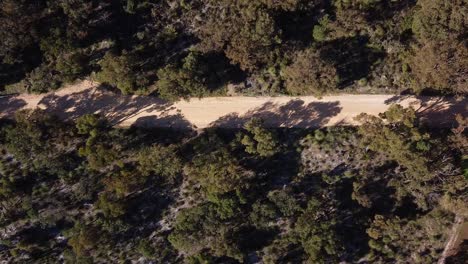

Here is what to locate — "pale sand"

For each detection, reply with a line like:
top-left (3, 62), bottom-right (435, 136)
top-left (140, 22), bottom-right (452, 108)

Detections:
top-left (1, 80), bottom-right (466, 129)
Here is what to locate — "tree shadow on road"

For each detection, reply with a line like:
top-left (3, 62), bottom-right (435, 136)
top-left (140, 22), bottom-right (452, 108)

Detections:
top-left (38, 85), bottom-right (192, 127)
top-left (210, 99), bottom-right (343, 128)
top-left (384, 95), bottom-right (467, 127)
top-left (132, 114), bottom-right (194, 130)
top-left (0, 96), bottom-right (27, 118)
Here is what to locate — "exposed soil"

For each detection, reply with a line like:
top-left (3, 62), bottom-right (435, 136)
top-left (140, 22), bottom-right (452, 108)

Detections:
top-left (0, 80), bottom-right (466, 129)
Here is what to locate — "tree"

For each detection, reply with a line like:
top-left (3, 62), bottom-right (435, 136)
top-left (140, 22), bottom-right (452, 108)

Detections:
top-left (95, 52), bottom-right (137, 94)
top-left (156, 63), bottom-right (207, 100)
top-left (55, 51), bottom-right (87, 83)
top-left (22, 65), bottom-right (62, 94)
top-left (408, 0), bottom-right (467, 94)
top-left (76, 114), bottom-right (106, 135)
top-left (186, 147), bottom-right (253, 195)
top-left (355, 105), bottom-right (437, 209)
top-left (137, 239), bottom-right (156, 258)
top-left (240, 118), bottom-right (280, 157)
top-left (267, 190), bottom-right (301, 217)
top-left (168, 204), bottom-right (244, 261)
top-left (76, 114), bottom-right (117, 170)
top-left (102, 168), bottom-right (146, 198)
top-left (295, 198), bottom-right (342, 263)
top-left (96, 192), bottom-right (126, 219)
top-left (367, 210), bottom-right (453, 263)
top-left (312, 15), bottom-right (330, 42)
top-left (0, 157), bottom-right (28, 222)
top-left (408, 40), bottom-right (467, 93)
top-left (137, 144), bottom-right (183, 181)
top-left (356, 105), bottom-right (429, 178)
top-left (196, 0), bottom-right (281, 71)
top-left (0, 0), bottom-right (44, 65)
top-left (3, 110), bottom-right (71, 172)
top-left (282, 48), bottom-right (338, 96)
top-left (67, 222), bottom-right (99, 257)
top-left (412, 0), bottom-right (466, 41)
top-left (249, 200), bottom-right (278, 228)
top-left (155, 51), bottom-right (233, 100)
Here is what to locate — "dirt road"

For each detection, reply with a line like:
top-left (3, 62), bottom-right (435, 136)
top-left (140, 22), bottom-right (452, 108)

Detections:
top-left (0, 80), bottom-right (466, 129)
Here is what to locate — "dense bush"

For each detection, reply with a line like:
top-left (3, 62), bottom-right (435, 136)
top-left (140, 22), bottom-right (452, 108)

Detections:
top-left (1, 0), bottom-right (465, 97)
top-left (0, 107), bottom-right (465, 263)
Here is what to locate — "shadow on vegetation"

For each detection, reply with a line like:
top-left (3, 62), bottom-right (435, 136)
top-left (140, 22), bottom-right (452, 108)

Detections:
top-left (277, 9), bottom-right (321, 45)
top-left (201, 51), bottom-right (247, 91)
top-left (0, 45), bottom-right (43, 90)
top-left (320, 36), bottom-right (385, 88)
top-left (210, 100), bottom-right (342, 128)
top-left (384, 95), bottom-right (467, 127)
top-left (37, 85), bottom-right (190, 129)
top-left (0, 96), bottom-right (27, 118)
top-left (364, 0), bottom-right (417, 22)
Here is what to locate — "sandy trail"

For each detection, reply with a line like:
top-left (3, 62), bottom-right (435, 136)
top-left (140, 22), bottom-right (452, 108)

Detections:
top-left (0, 80), bottom-right (466, 129)
top-left (438, 216), bottom-right (467, 264)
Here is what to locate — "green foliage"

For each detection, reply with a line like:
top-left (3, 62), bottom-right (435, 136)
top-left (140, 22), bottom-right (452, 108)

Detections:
top-left (356, 105), bottom-right (429, 177)
top-left (137, 144), bottom-right (183, 181)
top-left (408, 0), bottom-right (468, 93)
top-left (96, 52), bottom-right (137, 94)
top-left (39, 27), bottom-right (73, 61)
top-left (186, 253), bottom-right (216, 264)
top-left (267, 190), bottom-right (301, 217)
top-left (168, 206), bottom-right (207, 252)
top-left (0, 110), bottom-right (465, 263)
top-left (155, 51), bottom-right (232, 100)
top-left (76, 114), bottom-right (105, 135)
top-left (102, 168), bottom-right (146, 198)
top-left (96, 192), bottom-right (126, 219)
top-left (156, 65), bottom-right (207, 101)
top-left (261, 235), bottom-right (301, 264)
top-left (3, 110), bottom-right (71, 172)
top-left (196, 0), bottom-right (281, 71)
top-left (412, 0), bottom-right (466, 41)
top-left (313, 15), bottom-right (330, 42)
top-left (137, 239), bottom-right (156, 258)
top-left (55, 51), bottom-right (87, 83)
top-left (249, 200), bottom-right (278, 228)
top-left (76, 114), bottom-right (118, 170)
top-left (24, 65), bottom-right (62, 94)
top-left (367, 210), bottom-right (453, 263)
top-left (187, 139), bottom-right (252, 195)
top-left (313, 129), bottom-right (326, 142)
top-left (241, 118), bottom-right (280, 157)
top-left (355, 105), bottom-right (447, 209)
top-left (295, 198), bottom-right (342, 263)
top-left (334, 0), bottom-right (383, 10)
top-left (67, 222), bottom-right (99, 257)
top-left (207, 193), bottom-right (241, 220)
top-left (0, 158), bottom-right (20, 199)
top-left (168, 204), bottom-right (243, 261)
top-left (2, 0), bottom-right (465, 96)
